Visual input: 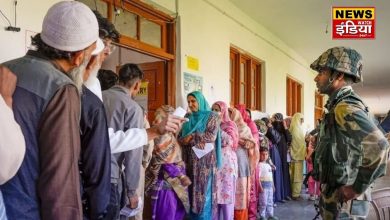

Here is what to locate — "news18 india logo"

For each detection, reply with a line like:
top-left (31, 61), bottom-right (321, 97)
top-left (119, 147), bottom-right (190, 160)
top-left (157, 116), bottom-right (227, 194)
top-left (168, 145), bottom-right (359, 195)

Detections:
top-left (332, 7), bottom-right (375, 39)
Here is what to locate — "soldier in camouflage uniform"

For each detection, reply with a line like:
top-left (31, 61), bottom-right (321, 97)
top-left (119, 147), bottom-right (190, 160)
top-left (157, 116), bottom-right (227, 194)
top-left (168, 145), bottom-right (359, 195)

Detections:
top-left (310, 47), bottom-right (389, 220)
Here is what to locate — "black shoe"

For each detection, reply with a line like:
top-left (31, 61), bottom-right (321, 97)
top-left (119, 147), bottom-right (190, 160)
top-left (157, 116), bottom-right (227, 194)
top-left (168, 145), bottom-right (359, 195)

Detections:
top-left (285, 196), bottom-right (292, 201)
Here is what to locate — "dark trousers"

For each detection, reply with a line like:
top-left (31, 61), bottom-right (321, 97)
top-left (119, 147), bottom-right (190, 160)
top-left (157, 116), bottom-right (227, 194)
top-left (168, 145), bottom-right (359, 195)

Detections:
top-left (105, 183), bottom-right (121, 220)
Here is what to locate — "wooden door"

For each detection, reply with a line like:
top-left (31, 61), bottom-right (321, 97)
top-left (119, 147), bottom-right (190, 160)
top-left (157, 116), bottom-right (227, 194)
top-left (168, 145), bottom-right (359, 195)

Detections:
top-left (138, 61), bottom-right (166, 122)
top-left (314, 91), bottom-right (324, 124)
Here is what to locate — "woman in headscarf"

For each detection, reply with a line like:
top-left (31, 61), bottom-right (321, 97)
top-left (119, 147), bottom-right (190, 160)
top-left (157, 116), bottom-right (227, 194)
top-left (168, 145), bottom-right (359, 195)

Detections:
top-left (212, 101), bottom-right (238, 220)
top-left (144, 105), bottom-right (190, 220)
top-left (236, 104), bottom-right (260, 170)
top-left (288, 113), bottom-right (307, 200)
top-left (229, 108), bottom-right (255, 220)
top-left (178, 91), bottom-right (222, 220)
top-left (272, 113), bottom-right (292, 200)
top-left (235, 105), bottom-right (259, 220)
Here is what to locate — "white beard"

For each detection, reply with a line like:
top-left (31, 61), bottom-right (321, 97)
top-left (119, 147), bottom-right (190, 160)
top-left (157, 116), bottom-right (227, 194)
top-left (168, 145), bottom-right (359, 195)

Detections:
top-left (84, 64), bottom-right (103, 101)
top-left (69, 57), bottom-right (90, 94)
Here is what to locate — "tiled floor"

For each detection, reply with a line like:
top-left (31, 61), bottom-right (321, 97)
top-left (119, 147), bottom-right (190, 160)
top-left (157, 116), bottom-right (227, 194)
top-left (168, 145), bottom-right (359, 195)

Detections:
top-left (273, 193), bottom-right (319, 220)
top-left (273, 175), bottom-right (390, 220)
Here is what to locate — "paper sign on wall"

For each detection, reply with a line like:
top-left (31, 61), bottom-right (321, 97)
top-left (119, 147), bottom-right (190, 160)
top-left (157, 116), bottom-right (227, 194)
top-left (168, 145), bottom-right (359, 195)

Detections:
top-left (137, 82), bottom-right (149, 96)
top-left (134, 81), bottom-right (149, 111)
top-left (187, 56), bottom-right (199, 71)
top-left (184, 72), bottom-right (203, 95)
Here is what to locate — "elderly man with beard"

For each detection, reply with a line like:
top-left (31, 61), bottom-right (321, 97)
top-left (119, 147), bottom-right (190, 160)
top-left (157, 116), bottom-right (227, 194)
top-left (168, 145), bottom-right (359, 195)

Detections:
top-left (78, 38), bottom-right (112, 220)
top-left (77, 11), bottom-right (120, 220)
top-left (0, 1), bottom-right (98, 220)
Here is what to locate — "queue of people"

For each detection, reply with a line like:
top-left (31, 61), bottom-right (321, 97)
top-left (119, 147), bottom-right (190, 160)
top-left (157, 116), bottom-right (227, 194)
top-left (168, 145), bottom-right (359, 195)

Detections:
top-left (0, 1), bottom-right (389, 220)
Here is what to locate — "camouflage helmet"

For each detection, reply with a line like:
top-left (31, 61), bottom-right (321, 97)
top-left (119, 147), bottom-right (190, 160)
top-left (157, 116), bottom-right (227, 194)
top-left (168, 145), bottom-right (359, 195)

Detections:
top-left (310, 47), bottom-right (363, 83)
top-left (254, 119), bottom-right (268, 134)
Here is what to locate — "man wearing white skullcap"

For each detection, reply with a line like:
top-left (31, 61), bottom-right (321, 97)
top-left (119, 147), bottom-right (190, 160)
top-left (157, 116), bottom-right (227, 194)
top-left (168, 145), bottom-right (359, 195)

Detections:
top-left (0, 1), bottom-right (98, 220)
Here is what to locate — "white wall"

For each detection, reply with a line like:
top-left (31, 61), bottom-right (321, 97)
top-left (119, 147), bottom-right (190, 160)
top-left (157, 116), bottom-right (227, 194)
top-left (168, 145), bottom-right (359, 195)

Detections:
top-left (172, 0), bottom-right (317, 126)
top-left (0, 0), bottom-right (318, 127)
top-left (0, 0), bottom-right (61, 62)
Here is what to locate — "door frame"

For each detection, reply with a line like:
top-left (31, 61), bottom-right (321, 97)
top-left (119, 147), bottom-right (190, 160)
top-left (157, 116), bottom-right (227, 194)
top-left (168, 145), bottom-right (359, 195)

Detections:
top-left (104, 0), bottom-right (176, 107)
top-left (138, 61), bottom-right (167, 122)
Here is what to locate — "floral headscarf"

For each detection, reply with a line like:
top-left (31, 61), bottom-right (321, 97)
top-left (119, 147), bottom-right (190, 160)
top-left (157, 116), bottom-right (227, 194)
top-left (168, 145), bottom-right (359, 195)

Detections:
top-left (229, 108), bottom-right (255, 143)
top-left (230, 107), bottom-right (257, 171)
top-left (236, 104), bottom-right (259, 145)
top-left (214, 101), bottom-right (239, 150)
top-left (254, 119), bottom-right (268, 135)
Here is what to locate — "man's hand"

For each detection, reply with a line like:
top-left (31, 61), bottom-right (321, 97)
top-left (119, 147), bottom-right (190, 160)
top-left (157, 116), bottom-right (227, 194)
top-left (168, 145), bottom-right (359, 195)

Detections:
top-left (338, 185), bottom-right (358, 202)
top-left (157, 114), bottom-right (187, 135)
top-left (128, 195), bottom-right (139, 209)
top-left (0, 65), bottom-right (17, 108)
top-left (83, 55), bottom-right (100, 81)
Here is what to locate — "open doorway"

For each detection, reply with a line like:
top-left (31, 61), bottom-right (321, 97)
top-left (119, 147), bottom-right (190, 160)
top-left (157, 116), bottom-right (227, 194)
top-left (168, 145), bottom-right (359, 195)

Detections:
top-left (102, 46), bottom-right (168, 122)
top-left (78, 0), bottom-right (177, 122)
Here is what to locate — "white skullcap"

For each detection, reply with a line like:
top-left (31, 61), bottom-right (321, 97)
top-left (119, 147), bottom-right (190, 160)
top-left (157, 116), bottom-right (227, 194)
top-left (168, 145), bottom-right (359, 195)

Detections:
top-left (92, 38), bottom-right (105, 55)
top-left (41, 1), bottom-right (99, 52)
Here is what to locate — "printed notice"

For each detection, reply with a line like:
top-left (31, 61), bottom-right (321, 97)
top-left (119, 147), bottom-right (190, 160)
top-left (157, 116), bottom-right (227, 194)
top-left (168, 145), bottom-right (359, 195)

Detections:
top-left (187, 56), bottom-right (199, 71)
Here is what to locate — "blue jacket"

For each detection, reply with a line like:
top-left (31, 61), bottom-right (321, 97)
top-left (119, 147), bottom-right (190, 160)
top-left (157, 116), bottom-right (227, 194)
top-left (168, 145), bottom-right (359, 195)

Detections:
top-left (79, 86), bottom-right (111, 220)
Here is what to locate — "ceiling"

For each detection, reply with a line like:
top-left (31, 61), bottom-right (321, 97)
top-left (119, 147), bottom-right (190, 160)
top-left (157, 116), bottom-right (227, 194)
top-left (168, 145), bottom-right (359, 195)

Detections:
top-left (229, 0), bottom-right (390, 115)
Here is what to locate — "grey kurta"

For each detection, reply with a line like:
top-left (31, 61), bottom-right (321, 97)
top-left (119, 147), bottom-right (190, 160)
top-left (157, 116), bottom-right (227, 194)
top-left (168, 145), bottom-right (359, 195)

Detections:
top-left (103, 85), bottom-right (144, 197)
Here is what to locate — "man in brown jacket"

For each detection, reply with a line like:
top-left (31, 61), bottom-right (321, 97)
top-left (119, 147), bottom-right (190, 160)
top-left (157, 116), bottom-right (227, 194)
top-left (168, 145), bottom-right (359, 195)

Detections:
top-left (0, 1), bottom-right (98, 219)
